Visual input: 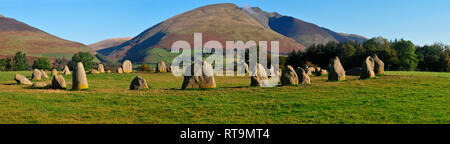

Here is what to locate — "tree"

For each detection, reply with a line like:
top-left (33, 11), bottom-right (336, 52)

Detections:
top-left (286, 50), bottom-right (306, 68)
top-left (138, 64), bottom-right (151, 72)
top-left (0, 58), bottom-right (9, 71)
top-left (68, 52), bottom-right (94, 70)
top-left (391, 39), bottom-right (418, 71)
top-left (12, 51), bottom-right (29, 71)
top-left (32, 57), bottom-right (51, 70)
top-left (416, 43), bottom-right (446, 71)
top-left (363, 37), bottom-right (398, 70)
top-left (52, 57), bottom-right (70, 70)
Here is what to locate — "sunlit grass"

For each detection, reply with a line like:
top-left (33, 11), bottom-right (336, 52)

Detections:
top-left (0, 71), bottom-right (448, 124)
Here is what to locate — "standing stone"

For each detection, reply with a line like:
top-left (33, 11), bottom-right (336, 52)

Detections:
top-left (32, 82), bottom-right (48, 89)
top-left (130, 76), bottom-right (150, 90)
top-left (250, 63), bottom-right (269, 87)
top-left (280, 65), bottom-right (299, 85)
top-left (302, 66), bottom-right (312, 75)
top-left (244, 63), bottom-right (249, 74)
top-left (171, 66), bottom-right (180, 73)
top-left (328, 56), bottom-right (346, 81)
top-left (181, 61), bottom-right (216, 89)
top-left (372, 54), bottom-right (385, 75)
top-left (51, 75), bottom-right (66, 89)
top-left (321, 69), bottom-right (328, 75)
top-left (156, 61), bottom-right (167, 73)
top-left (122, 60), bottom-right (133, 73)
top-left (62, 66), bottom-right (71, 75)
top-left (32, 69), bottom-right (42, 80)
top-left (72, 62), bottom-right (88, 90)
top-left (51, 69), bottom-right (58, 76)
top-left (90, 69), bottom-right (100, 74)
top-left (296, 68), bottom-right (311, 85)
top-left (360, 56), bottom-right (376, 79)
top-left (316, 67), bottom-right (321, 73)
top-left (167, 66), bottom-right (172, 72)
top-left (40, 69), bottom-right (49, 79)
top-left (268, 66), bottom-right (276, 77)
top-left (309, 67), bottom-right (316, 73)
top-left (117, 67), bottom-right (123, 74)
top-left (98, 64), bottom-right (105, 73)
top-left (14, 74), bottom-right (33, 85)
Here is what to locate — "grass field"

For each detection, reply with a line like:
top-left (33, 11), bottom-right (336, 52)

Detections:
top-left (0, 71), bottom-right (448, 124)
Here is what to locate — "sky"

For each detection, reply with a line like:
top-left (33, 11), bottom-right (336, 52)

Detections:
top-left (0, 0), bottom-right (449, 46)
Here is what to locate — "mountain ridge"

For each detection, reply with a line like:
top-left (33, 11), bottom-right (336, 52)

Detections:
top-left (0, 16), bottom-right (93, 58)
top-left (244, 7), bottom-right (367, 46)
top-left (98, 3), bottom-right (306, 63)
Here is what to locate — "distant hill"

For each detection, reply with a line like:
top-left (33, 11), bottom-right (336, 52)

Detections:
top-left (98, 3), bottom-right (368, 64)
top-left (89, 37), bottom-right (133, 51)
top-left (0, 15), bottom-right (93, 58)
top-left (98, 3), bottom-right (306, 63)
top-left (244, 7), bottom-right (367, 46)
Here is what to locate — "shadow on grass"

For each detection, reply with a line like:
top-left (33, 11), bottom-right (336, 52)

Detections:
top-left (358, 77), bottom-right (378, 80)
top-left (3, 83), bottom-right (19, 85)
top-left (327, 79), bottom-right (349, 82)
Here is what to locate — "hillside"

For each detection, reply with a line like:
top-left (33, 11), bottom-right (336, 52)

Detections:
top-left (244, 7), bottom-right (367, 46)
top-left (0, 16), bottom-right (93, 58)
top-left (89, 37), bottom-right (133, 51)
top-left (98, 3), bottom-right (306, 63)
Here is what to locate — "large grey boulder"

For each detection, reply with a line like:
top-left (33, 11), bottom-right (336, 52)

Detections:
top-left (72, 62), bottom-right (89, 90)
top-left (373, 54), bottom-right (385, 75)
top-left (360, 56), bottom-right (376, 79)
top-left (130, 76), bottom-right (150, 90)
top-left (98, 64), bottom-right (105, 73)
top-left (328, 56), bottom-right (346, 81)
top-left (296, 68), bottom-right (311, 85)
top-left (32, 82), bottom-right (48, 89)
top-left (62, 66), bottom-right (71, 75)
top-left (51, 69), bottom-right (58, 76)
top-left (51, 75), bottom-right (66, 89)
top-left (181, 61), bottom-right (216, 89)
top-left (280, 65), bottom-right (299, 85)
top-left (250, 63), bottom-right (269, 87)
top-left (156, 61), bottom-right (167, 73)
top-left (40, 69), bottom-right (49, 79)
top-left (14, 74), bottom-right (33, 85)
top-left (32, 69), bottom-right (42, 80)
top-left (122, 60), bottom-right (133, 73)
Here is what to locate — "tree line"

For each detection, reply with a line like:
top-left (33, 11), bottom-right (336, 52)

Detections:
top-left (0, 51), bottom-right (95, 71)
top-left (286, 37), bottom-right (450, 72)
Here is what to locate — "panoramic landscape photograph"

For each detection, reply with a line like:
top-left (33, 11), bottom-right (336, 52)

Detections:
top-left (0, 0), bottom-right (449, 127)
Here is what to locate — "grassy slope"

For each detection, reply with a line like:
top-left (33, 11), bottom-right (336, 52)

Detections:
top-left (0, 31), bottom-right (92, 57)
top-left (0, 71), bottom-right (448, 124)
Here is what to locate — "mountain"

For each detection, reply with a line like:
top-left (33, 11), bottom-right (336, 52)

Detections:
top-left (244, 7), bottom-right (367, 46)
top-left (0, 15), bottom-right (93, 58)
top-left (98, 3), bottom-right (306, 63)
top-left (89, 37), bottom-right (133, 51)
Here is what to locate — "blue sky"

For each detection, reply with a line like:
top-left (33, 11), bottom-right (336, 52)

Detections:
top-left (1, 0), bottom-right (449, 46)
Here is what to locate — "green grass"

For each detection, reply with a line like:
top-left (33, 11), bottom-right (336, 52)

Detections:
top-left (142, 48), bottom-right (181, 66)
top-left (0, 71), bottom-right (448, 124)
